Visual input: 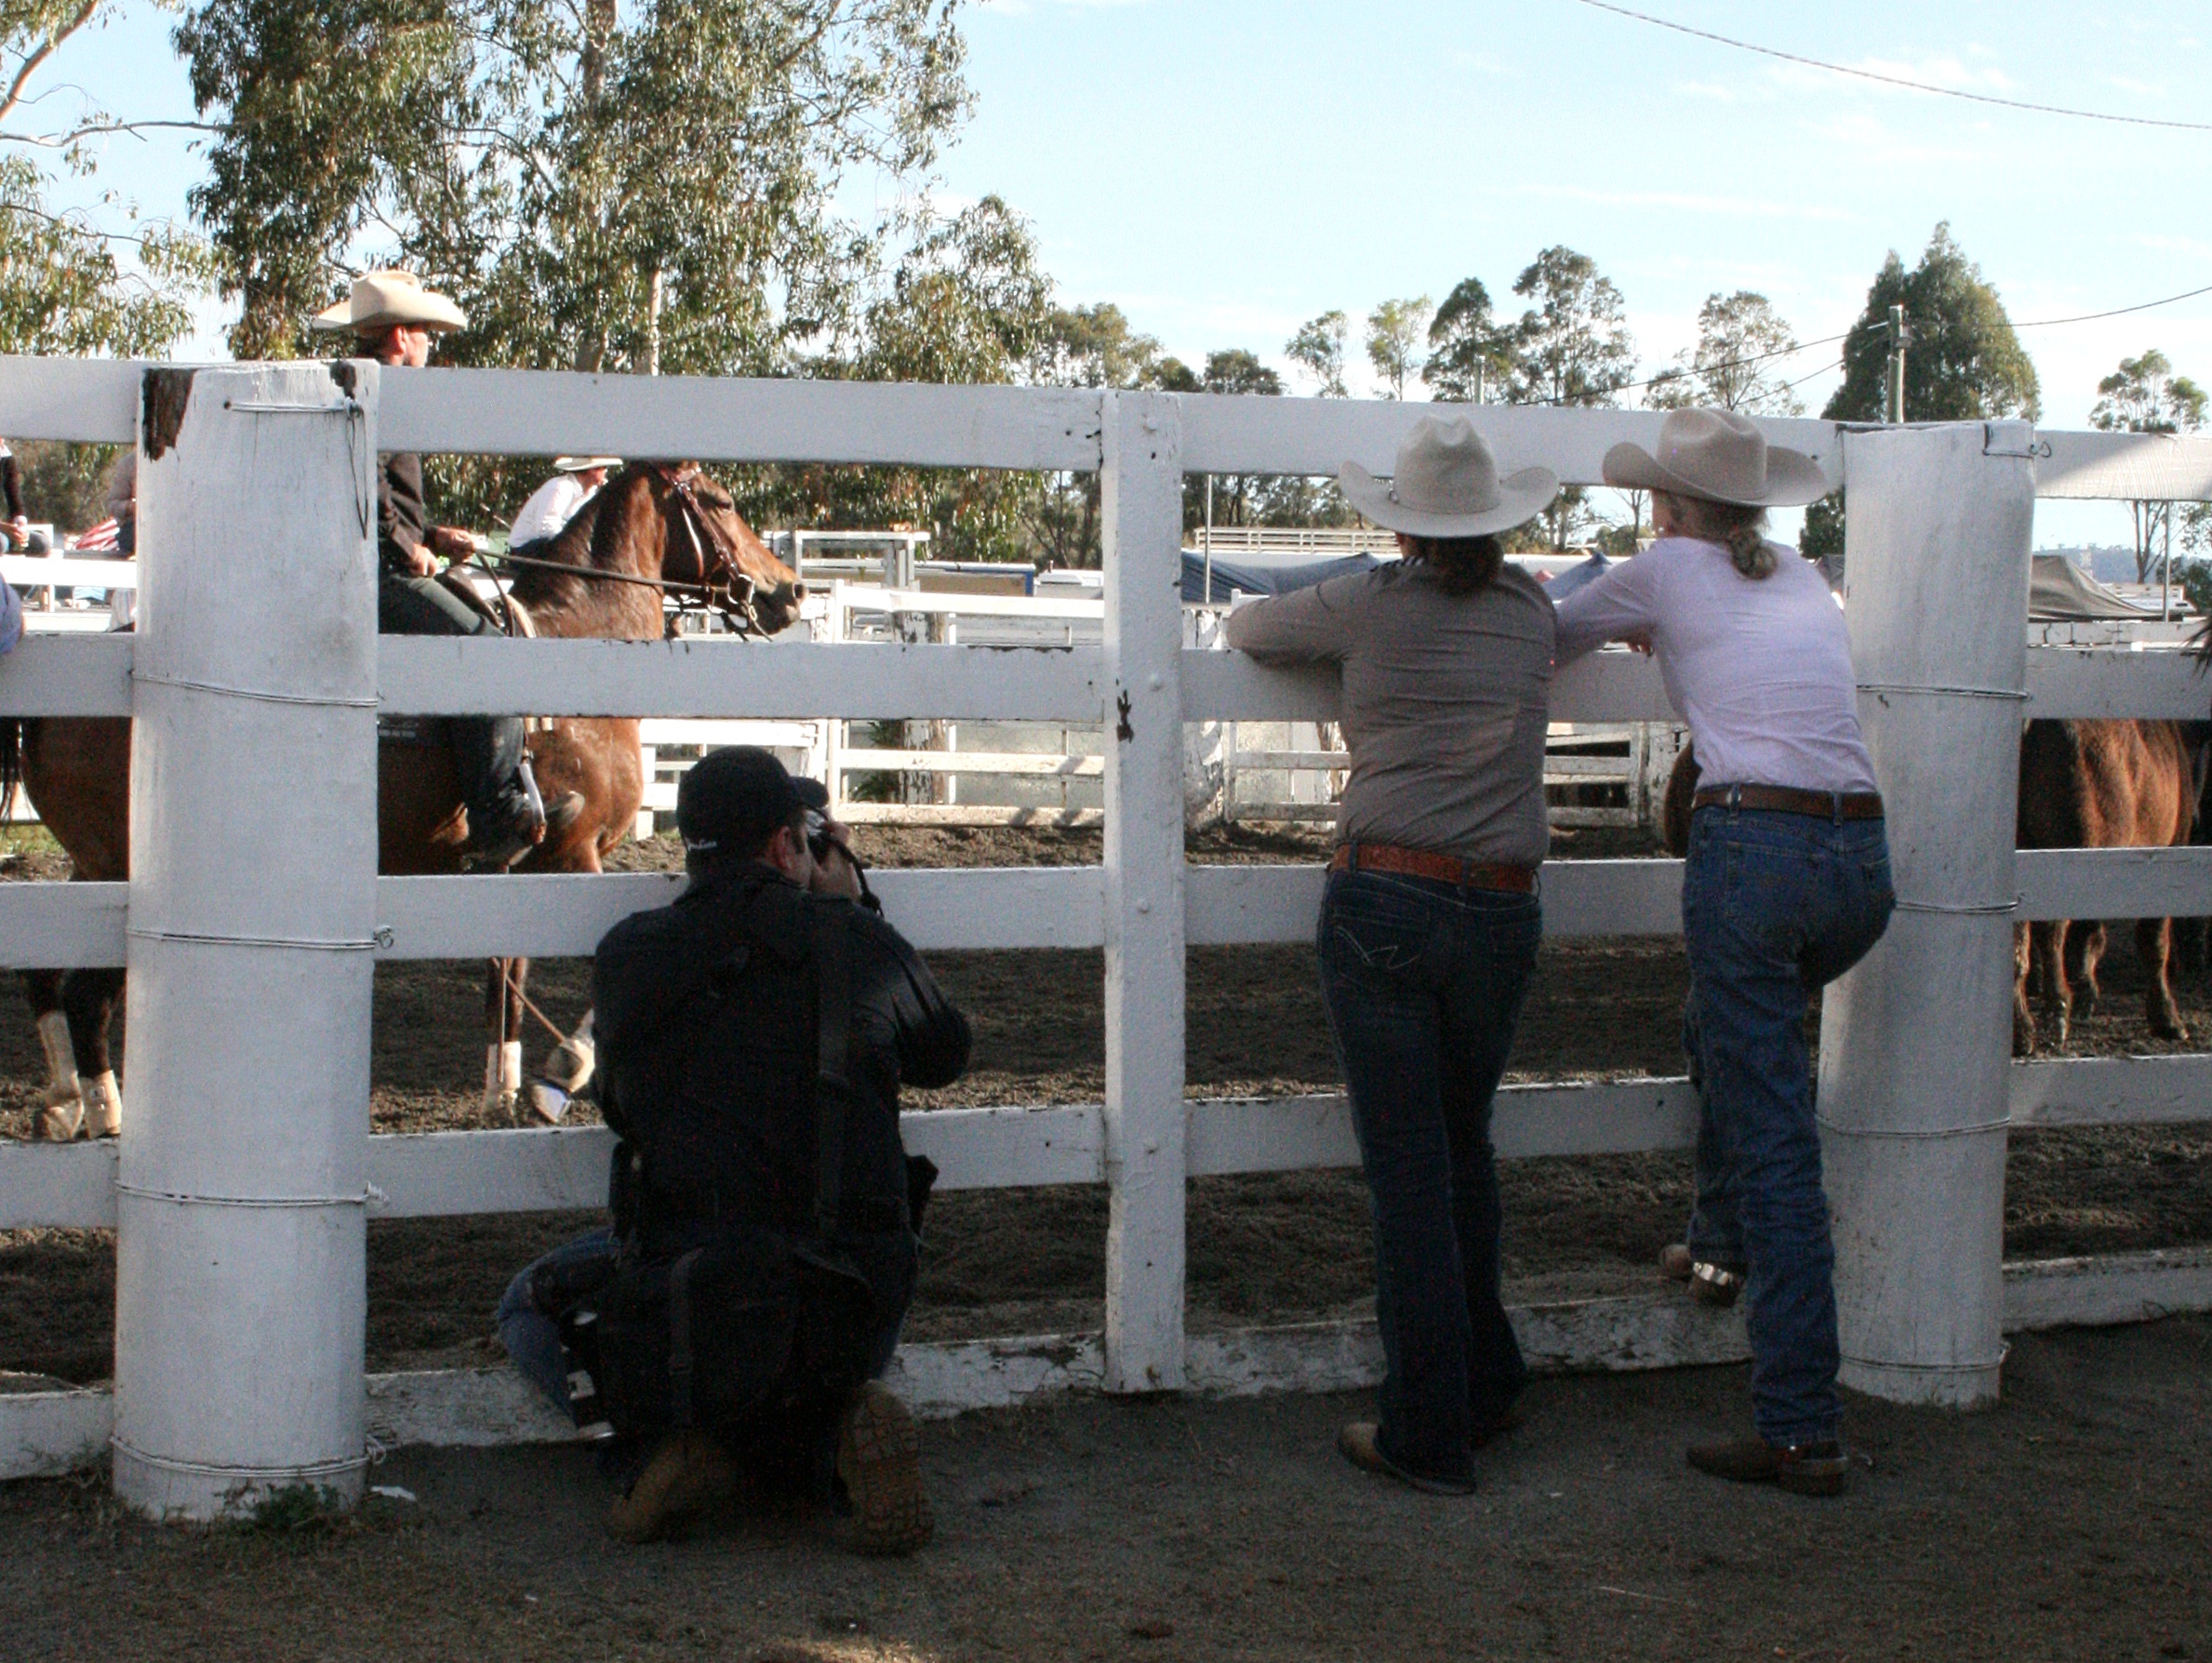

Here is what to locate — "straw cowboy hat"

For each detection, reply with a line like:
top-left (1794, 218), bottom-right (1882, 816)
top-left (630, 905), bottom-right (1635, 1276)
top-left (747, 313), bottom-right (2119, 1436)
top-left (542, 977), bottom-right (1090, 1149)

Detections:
top-left (1339, 416), bottom-right (1558, 539)
top-left (312, 269), bottom-right (468, 335)
top-left (1602, 407), bottom-right (1829, 508)
top-left (553, 456), bottom-right (622, 472)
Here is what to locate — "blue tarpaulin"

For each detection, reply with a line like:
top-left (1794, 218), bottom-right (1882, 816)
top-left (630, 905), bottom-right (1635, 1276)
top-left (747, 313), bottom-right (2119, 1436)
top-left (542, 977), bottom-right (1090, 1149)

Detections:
top-left (1183, 544), bottom-right (1619, 605)
top-left (1182, 548), bottom-right (1381, 603)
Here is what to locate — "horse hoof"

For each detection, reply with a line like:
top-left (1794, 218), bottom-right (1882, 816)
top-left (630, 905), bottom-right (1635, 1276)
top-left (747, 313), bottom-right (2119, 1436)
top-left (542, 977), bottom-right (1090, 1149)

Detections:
top-left (34, 1098), bottom-right (84, 1141)
top-left (528, 1082), bottom-right (570, 1125)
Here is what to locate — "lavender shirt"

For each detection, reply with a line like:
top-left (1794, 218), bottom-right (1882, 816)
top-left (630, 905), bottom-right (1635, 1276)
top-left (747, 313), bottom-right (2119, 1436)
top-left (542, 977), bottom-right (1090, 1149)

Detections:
top-left (1552, 537), bottom-right (1876, 794)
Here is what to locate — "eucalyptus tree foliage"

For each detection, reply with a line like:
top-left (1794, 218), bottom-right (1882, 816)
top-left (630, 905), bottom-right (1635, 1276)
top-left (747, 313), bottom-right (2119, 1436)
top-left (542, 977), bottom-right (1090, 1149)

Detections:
top-left (1499, 247), bottom-right (1634, 551)
top-left (1647, 291), bottom-right (1803, 416)
top-left (0, 2), bottom-right (216, 361)
top-left (735, 194), bottom-right (1058, 565)
top-left (1823, 224), bottom-right (2039, 427)
top-left (179, 0), bottom-right (970, 373)
top-left (1285, 310), bottom-right (1347, 397)
top-left (1805, 223), bottom-right (2039, 558)
top-left (1499, 246), bottom-right (1633, 408)
top-left (1364, 296), bottom-right (1430, 400)
top-left (2091, 349), bottom-right (2205, 582)
top-left (1423, 277), bottom-right (1512, 404)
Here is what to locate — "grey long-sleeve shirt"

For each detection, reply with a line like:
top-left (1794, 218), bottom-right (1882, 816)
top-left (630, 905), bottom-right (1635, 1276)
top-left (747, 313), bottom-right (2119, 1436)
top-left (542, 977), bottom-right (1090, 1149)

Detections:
top-left (1222, 561), bottom-right (1556, 867)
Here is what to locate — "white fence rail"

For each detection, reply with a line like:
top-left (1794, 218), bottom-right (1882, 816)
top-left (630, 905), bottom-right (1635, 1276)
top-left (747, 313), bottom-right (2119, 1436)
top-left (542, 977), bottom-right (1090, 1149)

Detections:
top-left (4, 360), bottom-right (2212, 1508)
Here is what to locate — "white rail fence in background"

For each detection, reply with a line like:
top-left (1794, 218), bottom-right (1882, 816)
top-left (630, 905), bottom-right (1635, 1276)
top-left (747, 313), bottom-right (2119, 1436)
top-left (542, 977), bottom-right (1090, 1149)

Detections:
top-left (1, 359), bottom-right (2211, 1509)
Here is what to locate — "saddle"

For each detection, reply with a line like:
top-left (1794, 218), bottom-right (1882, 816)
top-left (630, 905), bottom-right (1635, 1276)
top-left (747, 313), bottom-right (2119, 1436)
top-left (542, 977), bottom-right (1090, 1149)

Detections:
top-left (434, 565), bottom-right (538, 638)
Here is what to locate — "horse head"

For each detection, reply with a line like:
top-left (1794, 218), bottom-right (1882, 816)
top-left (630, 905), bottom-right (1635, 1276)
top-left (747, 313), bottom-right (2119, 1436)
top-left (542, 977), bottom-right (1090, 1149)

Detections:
top-left (645, 463), bottom-right (806, 636)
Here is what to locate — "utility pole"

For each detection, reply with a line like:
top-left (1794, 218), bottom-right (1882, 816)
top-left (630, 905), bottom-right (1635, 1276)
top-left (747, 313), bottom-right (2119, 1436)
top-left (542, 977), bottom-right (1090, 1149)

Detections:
top-left (1885, 303), bottom-right (1910, 424)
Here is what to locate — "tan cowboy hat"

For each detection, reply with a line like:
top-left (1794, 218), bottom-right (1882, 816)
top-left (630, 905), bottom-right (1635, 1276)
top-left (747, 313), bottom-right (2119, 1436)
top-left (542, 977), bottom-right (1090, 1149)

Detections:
top-left (553, 456), bottom-right (622, 472)
top-left (311, 269), bottom-right (468, 335)
top-left (1339, 416), bottom-right (1558, 539)
top-left (1602, 407), bottom-right (1830, 508)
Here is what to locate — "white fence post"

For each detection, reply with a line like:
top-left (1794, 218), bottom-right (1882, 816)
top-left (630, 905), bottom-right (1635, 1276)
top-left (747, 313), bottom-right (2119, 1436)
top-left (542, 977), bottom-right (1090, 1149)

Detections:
top-left (1099, 389), bottom-right (1187, 1391)
top-left (1818, 420), bottom-right (2036, 1409)
top-left (113, 361), bottom-right (380, 1517)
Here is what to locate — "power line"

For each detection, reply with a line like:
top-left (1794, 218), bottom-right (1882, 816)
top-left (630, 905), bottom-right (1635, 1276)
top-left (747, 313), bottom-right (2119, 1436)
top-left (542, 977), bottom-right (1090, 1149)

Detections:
top-left (1577, 278), bottom-right (2212, 407)
top-left (1567, 0), bottom-right (2212, 133)
top-left (2012, 282), bottom-right (2212, 329)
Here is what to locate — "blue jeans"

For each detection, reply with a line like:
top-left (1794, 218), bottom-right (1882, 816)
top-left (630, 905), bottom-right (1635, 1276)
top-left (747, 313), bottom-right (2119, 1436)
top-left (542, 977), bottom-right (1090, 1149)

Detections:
top-left (498, 1228), bottom-right (619, 1417)
top-left (1317, 867), bottom-right (1543, 1484)
top-left (1679, 805), bottom-right (1895, 1446)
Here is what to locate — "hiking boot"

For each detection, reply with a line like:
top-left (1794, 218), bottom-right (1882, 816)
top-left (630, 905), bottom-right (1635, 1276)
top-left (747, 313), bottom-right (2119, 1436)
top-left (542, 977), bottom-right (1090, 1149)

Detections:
top-left (1686, 1437), bottom-right (1850, 1497)
top-left (1336, 1423), bottom-right (1478, 1497)
top-left (606, 1430), bottom-right (736, 1542)
top-left (836, 1382), bottom-right (931, 1555)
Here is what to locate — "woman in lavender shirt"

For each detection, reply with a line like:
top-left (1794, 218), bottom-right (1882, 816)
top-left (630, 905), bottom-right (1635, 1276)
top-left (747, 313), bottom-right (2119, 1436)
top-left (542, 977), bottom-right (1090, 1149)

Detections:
top-left (1553, 408), bottom-right (1894, 1497)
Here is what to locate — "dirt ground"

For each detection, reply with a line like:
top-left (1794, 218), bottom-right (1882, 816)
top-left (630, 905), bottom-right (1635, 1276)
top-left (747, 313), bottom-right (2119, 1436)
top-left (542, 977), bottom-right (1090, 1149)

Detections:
top-left (4, 821), bottom-right (2210, 1383)
top-left (4, 1316), bottom-right (2210, 1662)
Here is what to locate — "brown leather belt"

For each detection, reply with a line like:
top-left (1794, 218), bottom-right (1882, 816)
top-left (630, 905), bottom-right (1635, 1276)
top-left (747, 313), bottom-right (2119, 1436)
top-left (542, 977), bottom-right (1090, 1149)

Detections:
top-left (1330, 842), bottom-right (1539, 893)
top-left (1691, 784), bottom-right (1886, 821)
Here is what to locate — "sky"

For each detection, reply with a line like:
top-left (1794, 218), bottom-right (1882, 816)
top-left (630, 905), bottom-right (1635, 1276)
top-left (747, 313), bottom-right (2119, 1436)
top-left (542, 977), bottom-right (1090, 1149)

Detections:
top-left (43, 0), bottom-right (2212, 548)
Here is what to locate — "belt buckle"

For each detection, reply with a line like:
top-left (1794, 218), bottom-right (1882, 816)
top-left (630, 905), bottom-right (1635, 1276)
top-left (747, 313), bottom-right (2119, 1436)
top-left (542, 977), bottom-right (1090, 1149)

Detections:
top-left (1725, 783), bottom-right (1743, 811)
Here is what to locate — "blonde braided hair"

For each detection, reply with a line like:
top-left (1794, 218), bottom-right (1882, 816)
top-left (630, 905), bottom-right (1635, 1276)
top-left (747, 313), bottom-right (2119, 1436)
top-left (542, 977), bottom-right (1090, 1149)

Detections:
top-left (1655, 490), bottom-right (1774, 579)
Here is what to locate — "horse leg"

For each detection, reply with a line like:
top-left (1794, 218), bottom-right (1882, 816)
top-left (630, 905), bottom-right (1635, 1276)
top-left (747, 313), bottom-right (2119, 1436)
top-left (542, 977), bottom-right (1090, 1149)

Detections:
top-left (2037, 921), bottom-right (2074, 1050)
top-left (482, 957), bottom-right (524, 1120)
top-left (26, 970), bottom-right (84, 1140)
top-left (2012, 924), bottom-right (2037, 1057)
top-left (2141, 917), bottom-right (2188, 1041)
top-left (2072, 921), bottom-right (2108, 1021)
top-left (528, 1007), bottom-right (594, 1125)
top-left (66, 967), bottom-right (125, 1137)
top-left (503, 957), bottom-right (529, 1116)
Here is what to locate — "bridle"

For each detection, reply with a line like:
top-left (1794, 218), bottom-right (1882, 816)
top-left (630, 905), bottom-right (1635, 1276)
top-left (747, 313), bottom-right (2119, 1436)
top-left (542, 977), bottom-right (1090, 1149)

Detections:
top-left (466, 464), bottom-right (793, 641)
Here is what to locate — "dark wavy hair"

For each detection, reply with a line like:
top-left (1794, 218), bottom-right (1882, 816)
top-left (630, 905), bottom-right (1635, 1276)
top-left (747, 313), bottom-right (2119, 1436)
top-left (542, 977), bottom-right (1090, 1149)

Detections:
top-left (1403, 533), bottom-right (1506, 596)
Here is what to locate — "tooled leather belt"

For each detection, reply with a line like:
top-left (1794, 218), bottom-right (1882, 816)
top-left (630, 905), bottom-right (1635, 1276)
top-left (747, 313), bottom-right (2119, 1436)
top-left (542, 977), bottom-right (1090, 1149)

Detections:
top-left (1690, 784), bottom-right (1886, 820)
top-left (1329, 842), bottom-right (1539, 893)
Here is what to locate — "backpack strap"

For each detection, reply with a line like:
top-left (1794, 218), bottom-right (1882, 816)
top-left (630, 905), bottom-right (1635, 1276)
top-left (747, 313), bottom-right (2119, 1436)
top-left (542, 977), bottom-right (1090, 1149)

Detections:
top-left (809, 904), bottom-right (853, 1242)
top-left (667, 1247), bottom-right (703, 1428)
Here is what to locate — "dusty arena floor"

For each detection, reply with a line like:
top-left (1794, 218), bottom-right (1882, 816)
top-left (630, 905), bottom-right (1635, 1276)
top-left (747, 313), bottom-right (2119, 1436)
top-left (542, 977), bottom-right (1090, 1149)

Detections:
top-left (4, 821), bottom-right (2210, 1384)
top-left (3, 1315), bottom-right (2208, 1662)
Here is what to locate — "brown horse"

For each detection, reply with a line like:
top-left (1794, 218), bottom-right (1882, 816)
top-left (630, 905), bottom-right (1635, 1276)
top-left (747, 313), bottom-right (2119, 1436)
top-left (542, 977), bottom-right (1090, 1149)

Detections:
top-left (2013, 719), bottom-right (2205, 1052)
top-left (1658, 723), bottom-right (2206, 1056)
top-left (4, 463), bottom-right (803, 1137)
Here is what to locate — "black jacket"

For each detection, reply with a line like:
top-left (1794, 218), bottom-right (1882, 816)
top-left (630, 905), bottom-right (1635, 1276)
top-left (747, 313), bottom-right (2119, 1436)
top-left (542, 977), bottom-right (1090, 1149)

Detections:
top-left (593, 864), bottom-right (969, 1268)
top-left (379, 453), bottom-right (428, 570)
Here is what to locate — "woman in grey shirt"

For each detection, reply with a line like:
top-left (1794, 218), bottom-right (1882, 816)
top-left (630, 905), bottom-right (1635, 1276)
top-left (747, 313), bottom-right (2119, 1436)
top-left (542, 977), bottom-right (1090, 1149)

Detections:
top-left (1226, 417), bottom-right (1556, 1494)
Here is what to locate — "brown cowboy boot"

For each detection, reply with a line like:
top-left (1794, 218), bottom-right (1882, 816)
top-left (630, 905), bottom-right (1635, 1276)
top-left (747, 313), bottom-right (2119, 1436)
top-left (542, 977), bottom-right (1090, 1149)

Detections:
top-left (1686, 1437), bottom-right (1850, 1497)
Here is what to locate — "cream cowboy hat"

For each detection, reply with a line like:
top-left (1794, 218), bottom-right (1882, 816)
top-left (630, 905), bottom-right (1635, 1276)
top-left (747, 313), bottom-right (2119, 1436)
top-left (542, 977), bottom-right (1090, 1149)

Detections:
top-left (1602, 406), bottom-right (1830, 508)
top-left (311, 269), bottom-right (468, 335)
top-left (1339, 416), bottom-right (1558, 539)
top-left (553, 456), bottom-right (622, 472)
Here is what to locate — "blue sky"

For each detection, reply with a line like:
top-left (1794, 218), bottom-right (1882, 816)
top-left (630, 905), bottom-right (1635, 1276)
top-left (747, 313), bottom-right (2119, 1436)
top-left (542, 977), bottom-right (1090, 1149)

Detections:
top-left (48, 1), bottom-right (2212, 547)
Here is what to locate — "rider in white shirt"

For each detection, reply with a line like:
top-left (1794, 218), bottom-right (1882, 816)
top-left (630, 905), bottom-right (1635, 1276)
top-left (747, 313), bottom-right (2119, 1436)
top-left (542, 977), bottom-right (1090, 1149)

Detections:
top-left (510, 456), bottom-right (620, 548)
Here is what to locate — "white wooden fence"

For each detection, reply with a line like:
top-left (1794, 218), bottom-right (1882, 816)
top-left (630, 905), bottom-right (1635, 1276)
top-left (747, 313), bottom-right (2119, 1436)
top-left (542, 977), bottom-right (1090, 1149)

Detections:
top-left (3, 358), bottom-right (2212, 1511)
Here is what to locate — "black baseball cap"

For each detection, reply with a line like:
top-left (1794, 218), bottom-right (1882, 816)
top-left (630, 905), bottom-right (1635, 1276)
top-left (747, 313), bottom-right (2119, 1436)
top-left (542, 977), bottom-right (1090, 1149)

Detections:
top-left (676, 746), bottom-right (806, 860)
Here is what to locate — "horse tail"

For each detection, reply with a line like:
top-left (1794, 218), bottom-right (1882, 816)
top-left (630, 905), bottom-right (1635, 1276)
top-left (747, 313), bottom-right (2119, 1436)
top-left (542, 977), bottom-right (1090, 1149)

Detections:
top-left (0, 717), bottom-right (20, 827)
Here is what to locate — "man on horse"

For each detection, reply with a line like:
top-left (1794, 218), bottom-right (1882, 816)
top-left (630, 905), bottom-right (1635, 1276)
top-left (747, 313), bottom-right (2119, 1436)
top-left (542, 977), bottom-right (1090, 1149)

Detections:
top-left (313, 269), bottom-right (580, 868)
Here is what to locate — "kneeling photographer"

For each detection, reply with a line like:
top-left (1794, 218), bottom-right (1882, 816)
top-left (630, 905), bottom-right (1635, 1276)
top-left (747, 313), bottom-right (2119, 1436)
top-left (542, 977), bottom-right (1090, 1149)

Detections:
top-left (497, 747), bottom-right (969, 1552)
